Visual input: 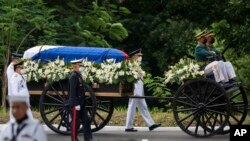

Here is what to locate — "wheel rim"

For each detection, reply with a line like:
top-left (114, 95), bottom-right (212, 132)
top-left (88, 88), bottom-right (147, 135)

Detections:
top-left (173, 79), bottom-right (230, 138)
top-left (219, 85), bottom-right (248, 134)
top-left (91, 97), bottom-right (114, 132)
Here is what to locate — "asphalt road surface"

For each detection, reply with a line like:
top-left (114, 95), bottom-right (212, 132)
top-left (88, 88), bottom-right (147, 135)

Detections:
top-left (46, 126), bottom-right (230, 141)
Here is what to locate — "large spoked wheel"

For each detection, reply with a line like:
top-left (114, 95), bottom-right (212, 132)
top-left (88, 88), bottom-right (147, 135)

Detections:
top-left (39, 80), bottom-right (96, 135)
top-left (91, 97), bottom-right (114, 132)
top-left (173, 79), bottom-right (230, 138)
top-left (219, 84), bottom-right (248, 134)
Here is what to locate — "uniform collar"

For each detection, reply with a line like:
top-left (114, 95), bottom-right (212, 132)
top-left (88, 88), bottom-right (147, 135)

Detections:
top-left (16, 115), bottom-right (28, 124)
top-left (11, 115), bottom-right (31, 125)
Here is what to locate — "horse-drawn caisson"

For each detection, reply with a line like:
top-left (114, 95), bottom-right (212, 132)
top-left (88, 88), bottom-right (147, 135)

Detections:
top-left (23, 45), bottom-right (249, 138)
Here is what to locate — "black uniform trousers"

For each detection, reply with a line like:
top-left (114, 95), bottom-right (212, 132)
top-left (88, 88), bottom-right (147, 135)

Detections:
top-left (71, 103), bottom-right (92, 141)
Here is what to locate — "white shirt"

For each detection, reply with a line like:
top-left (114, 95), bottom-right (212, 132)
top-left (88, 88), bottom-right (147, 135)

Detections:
top-left (11, 72), bottom-right (30, 104)
top-left (7, 63), bottom-right (14, 96)
top-left (134, 79), bottom-right (144, 96)
top-left (0, 118), bottom-right (47, 141)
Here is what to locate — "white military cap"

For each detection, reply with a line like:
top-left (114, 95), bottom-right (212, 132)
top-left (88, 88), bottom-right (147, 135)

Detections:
top-left (8, 91), bottom-right (29, 104)
top-left (70, 58), bottom-right (83, 64)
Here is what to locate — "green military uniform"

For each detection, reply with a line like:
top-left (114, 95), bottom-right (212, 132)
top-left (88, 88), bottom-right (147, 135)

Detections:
top-left (195, 44), bottom-right (213, 68)
top-left (207, 45), bottom-right (218, 53)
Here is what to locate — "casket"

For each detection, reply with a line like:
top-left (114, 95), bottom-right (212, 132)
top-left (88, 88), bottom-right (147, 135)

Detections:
top-left (24, 46), bottom-right (133, 97)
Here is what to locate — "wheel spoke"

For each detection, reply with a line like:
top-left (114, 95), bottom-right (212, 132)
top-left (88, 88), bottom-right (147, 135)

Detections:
top-left (206, 108), bottom-right (227, 116)
top-left (181, 91), bottom-right (198, 105)
top-left (58, 82), bottom-right (67, 97)
top-left (231, 109), bottom-right (245, 114)
top-left (96, 111), bottom-right (105, 121)
top-left (179, 110), bottom-right (198, 122)
top-left (206, 103), bottom-right (228, 108)
top-left (202, 115), bottom-right (207, 135)
top-left (92, 118), bottom-right (99, 128)
top-left (204, 86), bottom-right (217, 103)
top-left (44, 107), bottom-right (63, 115)
top-left (51, 85), bottom-right (65, 102)
top-left (184, 112), bottom-right (198, 131)
top-left (229, 113), bottom-right (240, 123)
top-left (230, 92), bottom-right (241, 100)
top-left (176, 107), bottom-right (197, 112)
top-left (49, 108), bottom-right (64, 123)
top-left (209, 112), bottom-right (223, 125)
top-left (57, 111), bottom-right (67, 129)
top-left (42, 103), bottom-right (64, 107)
top-left (97, 107), bottom-right (110, 113)
top-left (176, 99), bottom-right (196, 107)
top-left (205, 93), bottom-right (224, 106)
top-left (195, 117), bottom-right (200, 134)
top-left (45, 94), bottom-right (63, 104)
top-left (204, 113), bottom-right (214, 130)
top-left (231, 101), bottom-right (245, 106)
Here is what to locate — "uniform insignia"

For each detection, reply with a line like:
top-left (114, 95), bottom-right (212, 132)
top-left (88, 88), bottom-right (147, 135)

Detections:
top-left (3, 137), bottom-right (10, 141)
top-left (21, 134), bottom-right (32, 138)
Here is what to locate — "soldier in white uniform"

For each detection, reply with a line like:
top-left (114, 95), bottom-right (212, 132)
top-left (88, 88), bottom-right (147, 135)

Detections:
top-left (10, 61), bottom-right (33, 119)
top-left (7, 53), bottom-right (23, 120)
top-left (125, 49), bottom-right (161, 132)
top-left (0, 93), bottom-right (47, 141)
top-left (205, 32), bottom-right (237, 83)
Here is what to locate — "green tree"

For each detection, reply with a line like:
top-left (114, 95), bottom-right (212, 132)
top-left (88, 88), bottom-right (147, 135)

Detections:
top-left (0, 0), bottom-right (57, 107)
top-left (44, 0), bottom-right (129, 47)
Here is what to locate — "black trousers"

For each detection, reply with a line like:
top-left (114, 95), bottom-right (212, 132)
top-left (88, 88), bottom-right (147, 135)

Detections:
top-left (71, 105), bottom-right (92, 141)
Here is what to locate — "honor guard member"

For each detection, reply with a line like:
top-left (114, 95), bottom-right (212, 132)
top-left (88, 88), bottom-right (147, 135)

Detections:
top-left (7, 53), bottom-right (23, 120)
top-left (194, 31), bottom-right (227, 83)
top-left (206, 31), bottom-right (237, 83)
top-left (11, 61), bottom-right (33, 120)
top-left (0, 93), bottom-right (47, 141)
top-left (125, 49), bottom-right (161, 132)
top-left (69, 59), bottom-right (93, 141)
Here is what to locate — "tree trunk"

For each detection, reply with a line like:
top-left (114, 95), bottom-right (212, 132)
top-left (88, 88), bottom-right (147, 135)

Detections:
top-left (1, 64), bottom-right (7, 108)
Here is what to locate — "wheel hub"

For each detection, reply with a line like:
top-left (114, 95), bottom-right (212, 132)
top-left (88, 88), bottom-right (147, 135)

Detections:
top-left (197, 103), bottom-right (206, 112)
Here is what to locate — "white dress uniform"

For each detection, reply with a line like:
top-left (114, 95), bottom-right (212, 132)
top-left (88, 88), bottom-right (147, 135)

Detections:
top-left (0, 115), bottom-right (47, 141)
top-left (11, 72), bottom-right (33, 119)
top-left (204, 61), bottom-right (236, 83)
top-left (7, 63), bottom-right (15, 119)
top-left (125, 79), bottom-right (155, 129)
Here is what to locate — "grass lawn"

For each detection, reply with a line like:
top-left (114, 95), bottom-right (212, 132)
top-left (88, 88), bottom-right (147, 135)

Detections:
top-left (1, 107), bottom-right (250, 127)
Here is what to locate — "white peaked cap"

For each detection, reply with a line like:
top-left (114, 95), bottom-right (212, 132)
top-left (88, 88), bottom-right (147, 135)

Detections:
top-left (8, 90), bottom-right (29, 104)
top-left (70, 58), bottom-right (83, 64)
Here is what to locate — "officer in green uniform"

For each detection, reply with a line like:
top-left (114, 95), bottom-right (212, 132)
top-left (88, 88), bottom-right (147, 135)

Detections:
top-left (206, 32), bottom-right (220, 54)
top-left (194, 31), bottom-right (227, 83)
top-left (194, 31), bottom-right (214, 68)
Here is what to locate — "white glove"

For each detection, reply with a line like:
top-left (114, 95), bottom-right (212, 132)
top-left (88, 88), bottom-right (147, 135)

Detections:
top-left (210, 51), bottom-right (216, 54)
top-left (75, 105), bottom-right (81, 111)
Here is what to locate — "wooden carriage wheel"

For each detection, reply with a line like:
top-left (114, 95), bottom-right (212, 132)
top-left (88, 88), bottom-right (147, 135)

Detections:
top-left (172, 79), bottom-right (230, 138)
top-left (218, 84), bottom-right (248, 134)
top-left (90, 97), bottom-right (114, 132)
top-left (39, 80), bottom-right (96, 135)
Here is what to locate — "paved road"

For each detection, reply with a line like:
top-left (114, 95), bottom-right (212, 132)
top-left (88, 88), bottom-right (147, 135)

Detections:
top-left (46, 126), bottom-right (229, 141)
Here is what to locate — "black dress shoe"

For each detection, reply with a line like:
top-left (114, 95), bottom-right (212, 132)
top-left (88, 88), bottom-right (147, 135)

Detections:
top-left (149, 124), bottom-right (161, 131)
top-left (125, 128), bottom-right (138, 132)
